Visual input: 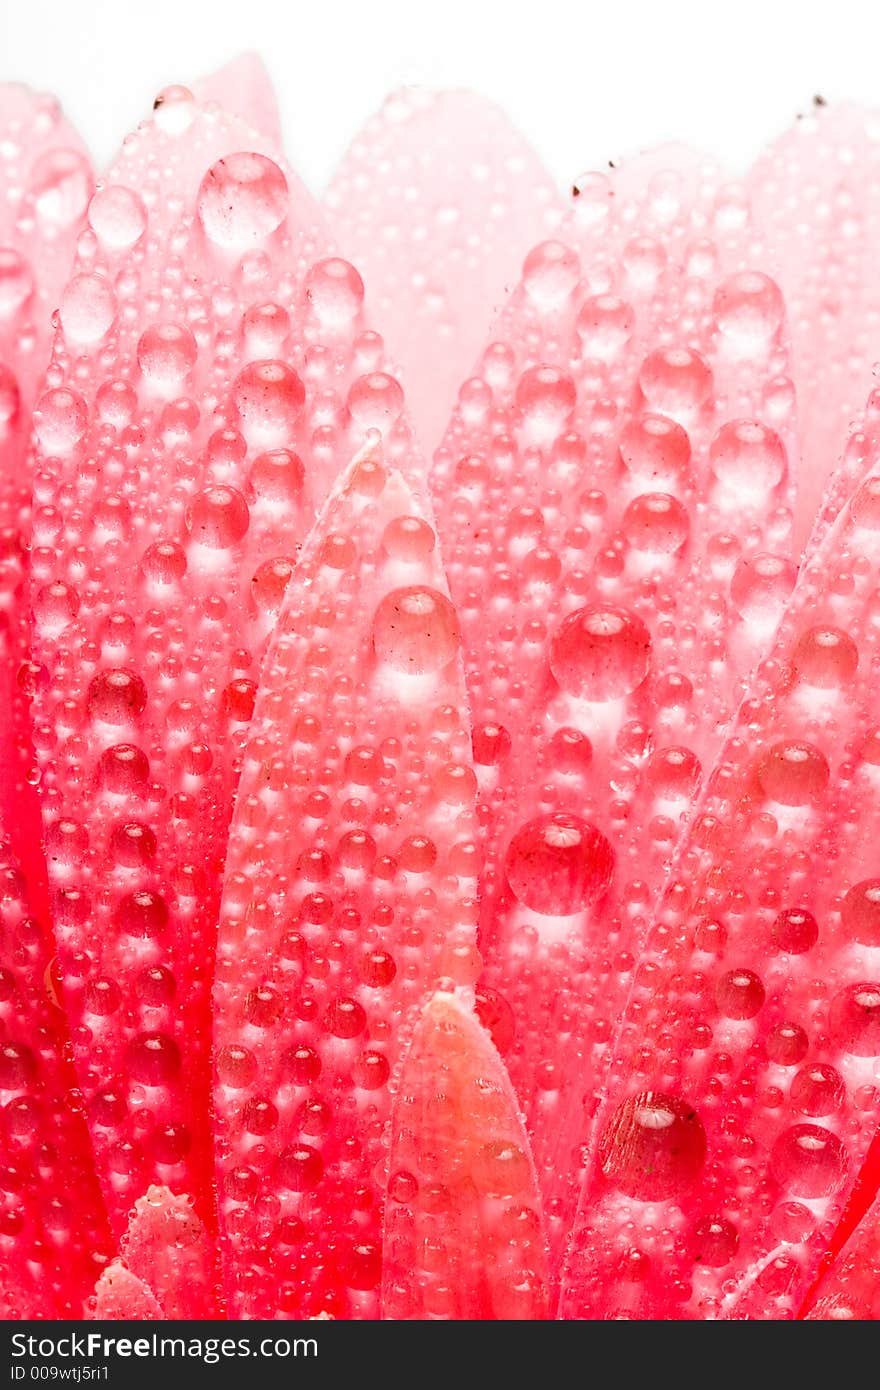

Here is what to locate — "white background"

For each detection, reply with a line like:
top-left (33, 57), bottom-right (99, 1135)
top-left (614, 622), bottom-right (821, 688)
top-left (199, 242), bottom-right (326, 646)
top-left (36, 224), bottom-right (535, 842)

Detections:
top-left (1, 0), bottom-right (879, 191)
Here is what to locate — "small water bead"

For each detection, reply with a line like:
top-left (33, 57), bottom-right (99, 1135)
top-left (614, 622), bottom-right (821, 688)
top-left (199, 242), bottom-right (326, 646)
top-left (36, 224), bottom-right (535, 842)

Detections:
top-left (504, 812), bottom-right (614, 916)
top-left (547, 726), bottom-right (593, 775)
top-left (771, 907), bottom-right (819, 955)
top-left (382, 515), bottom-right (436, 562)
top-left (88, 184), bottom-right (147, 249)
top-left (622, 493), bottom-right (689, 554)
top-left (647, 746), bottom-right (700, 800)
top-left (0, 249), bottom-right (34, 316)
top-left (766, 1022), bottom-right (809, 1067)
top-left (96, 379), bottom-right (137, 428)
top-left (33, 581), bottom-right (79, 636)
top-left (514, 365), bottom-right (577, 441)
top-left (152, 84), bottom-right (195, 134)
top-left (135, 964), bottom-right (175, 1006)
top-left (791, 626), bottom-right (859, 690)
top-left (58, 272), bottom-right (116, 345)
top-left (278, 1144), bottom-right (323, 1192)
top-left (87, 668), bottom-right (147, 723)
top-left (842, 880), bottom-right (880, 946)
top-left (710, 421), bottom-right (787, 498)
top-left (305, 258), bottom-right (365, 327)
top-left (770, 1124), bottom-right (848, 1198)
top-left (233, 360), bottom-right (305, 438)
top-left (216, 1045), bottom-right (258, 1089)
top-left (730, 553), bottom-right (796, 625)
top-left (522, 240), bottom-right (580, 311)
top-left (599, 1091), bottom-right (706, 1201)
top-left (137, 324), bottom-right (197, 385)
top-left (99, 743), bottom-right (150, 794)
top-left (197, 153), bottom-right (289, 250)
top-left (692, 1216), bottom-right (739, 1267)
top-left (576, 294), bottom-right (634, 360)
top-left (550, 605), bottom-right (651, 700)
top-left (185, 487), bottom-right (250, 549)
top-left (618, 414), bottom-right (691, 491)
top-left (347, 372), bottom-right (404, 433)
top-left (756, 741), bottom-right (830, 806)
top-left (84, 976), bottom-right (122, 1016)
top-left (472, 722), bottom-right (511, 765)
top-left (241, 302), bottom-right (290, 361)
top-left (142, 539), bottom-right (187, 584)
top-left (638, 347), bottom-right (713, 418)
top-left (712, 271), bottom-right (785, 349)
top-left (829, 983), bottom-right (880, 1055)
top-left (125, 1032), bottom-right (180, 1086)
top-left (33, 387), bottom-right (87, 453)
top-left (372, 586), bottom-right (460, 674)
top-left (251, 557), bottom-right (294, 619)
top-left (30, 147), bottom-right (92, 228)
top-left (248, 448), bottom-right (305, 504)
top-left (0, 1042), bottom-right (37, 1090)
top-left (716, 968), bottom-right (765, 1020)
top-left (790, 1064), bottom-right (845, 1117)
top-left (116, 891), bottom-right (169, 939)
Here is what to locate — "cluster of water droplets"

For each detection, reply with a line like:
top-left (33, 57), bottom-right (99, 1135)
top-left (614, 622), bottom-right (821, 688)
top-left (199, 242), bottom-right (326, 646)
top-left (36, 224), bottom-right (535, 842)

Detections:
top-left (25, 85), bottom-right (414, 1246)
top-left (562, 392), bottom-right (880, 1318)
top-left (428, 151), bottom-right (798, 1281)
top-left (212, 450), bottom-right (484, 1317)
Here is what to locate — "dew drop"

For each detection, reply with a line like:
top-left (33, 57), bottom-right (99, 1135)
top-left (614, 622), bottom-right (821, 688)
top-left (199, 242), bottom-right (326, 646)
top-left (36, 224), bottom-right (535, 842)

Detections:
top-left (372, 586), bottom-right (460, 674)
top-left (504, 811), bottom-right (614, 915)
top-left (198, 152), bottom-right (289, 249)
top-left (550, 604), bottom-right (651, 700)
top-left (599, 1092), bottom-right (706, 1200)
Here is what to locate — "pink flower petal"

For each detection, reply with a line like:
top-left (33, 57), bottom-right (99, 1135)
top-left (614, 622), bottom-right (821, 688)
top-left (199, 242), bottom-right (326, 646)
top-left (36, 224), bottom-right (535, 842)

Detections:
top-left (213, 443), bottom-right (480, 1318)
top-left (428, 148), bottom-right (797, 1294)
top-left (749, 103), bottom-right (880, 551)
top-left (27, 85), bottom-right (407, 1236)
top-left (383, 990), bottom-right (549, 1319)
top-left (562, 392), bottom-right (880, 1318)
top-left (92, 1260), bottom-right (163, 1320)
top-left (326, 89), bottom-right (565, 453)
top-left (802, 1183), bottom-right (880, 1318)
top-left (0, 84), bottom-right (93, 891)
top-left (113, 1184), bottom-right (215, 1318)
top-left (192, 54), bottom-right (282, 145)
top-left (0, 88), bottom-right (106, 1319)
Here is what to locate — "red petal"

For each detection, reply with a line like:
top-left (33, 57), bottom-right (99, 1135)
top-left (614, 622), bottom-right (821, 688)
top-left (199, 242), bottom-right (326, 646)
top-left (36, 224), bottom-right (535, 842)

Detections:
top-left (428, 148), bottom-right (797, 1293)
top-left (27, 86), bottom-right (411, 1236)
top-left (213, 444), bottom-right (479, 1317)
top-left (563, 393), bottom-right (880, 1317)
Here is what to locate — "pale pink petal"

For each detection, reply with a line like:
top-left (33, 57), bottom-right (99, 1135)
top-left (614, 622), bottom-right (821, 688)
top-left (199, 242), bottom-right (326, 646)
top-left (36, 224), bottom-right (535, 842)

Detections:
top-left (92, 1260), bottom-right (164, 1319)
top-left (213, 443), bottom-right (479, 1318)
top-left (383, 990), bottom-right (548, 1319)
top-left (562, 392), bottom-right (880, 1318)
top-left (749, 103), bottom-right (880, 550)
top-left (326, 89), bottom-right (565, 453)
top-left (118, 1185), bottom-right (215, 1318)
top-left (428, 149), bottom-right (798, 1293)
top-left (192, 53), bottom-right (282, 144)
top-left (0, 85), bottom-right (92, 890)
